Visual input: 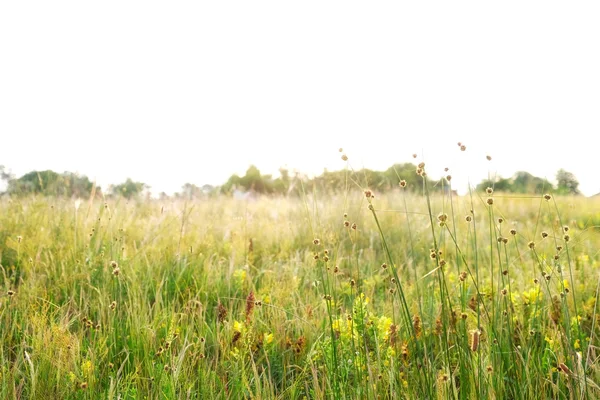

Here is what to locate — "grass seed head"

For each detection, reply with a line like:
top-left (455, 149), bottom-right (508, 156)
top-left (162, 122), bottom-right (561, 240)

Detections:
top-left (470, 330), bottom-right (480, 352)
top-left (245, 291), bottom-right (255, 322)
top-left (558, 363), bottom-right (572, 375)
top-left (217, 303), bottom-right (228, 323)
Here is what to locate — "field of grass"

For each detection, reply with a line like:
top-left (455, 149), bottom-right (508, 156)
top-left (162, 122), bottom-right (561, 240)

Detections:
top-left (1, 181), bottom-right (600, 398)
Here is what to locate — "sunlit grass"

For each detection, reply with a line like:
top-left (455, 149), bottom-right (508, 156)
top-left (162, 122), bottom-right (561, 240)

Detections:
top-left (1, 187), bottom-right (599, 399)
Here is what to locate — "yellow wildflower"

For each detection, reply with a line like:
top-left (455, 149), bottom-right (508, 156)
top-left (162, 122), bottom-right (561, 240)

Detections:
top-left (233, 320), bottom-right (244, 333)
top-left (263, 333), bottom-right (274, 345)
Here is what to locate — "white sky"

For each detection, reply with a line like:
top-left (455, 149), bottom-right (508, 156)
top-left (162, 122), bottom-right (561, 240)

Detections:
top-left (1, 2), bottom-right (599, 196)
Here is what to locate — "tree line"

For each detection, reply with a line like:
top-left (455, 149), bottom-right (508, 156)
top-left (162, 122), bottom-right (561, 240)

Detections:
top-left (0, 163), bottom-right (581, 199)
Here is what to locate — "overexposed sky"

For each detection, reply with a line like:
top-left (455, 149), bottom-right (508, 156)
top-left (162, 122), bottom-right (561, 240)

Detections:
top-left (1, 2), bottom-right (599, 195)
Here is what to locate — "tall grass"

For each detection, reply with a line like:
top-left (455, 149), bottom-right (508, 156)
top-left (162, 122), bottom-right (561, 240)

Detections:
top-left (1, 180), bottom-right (599, 398)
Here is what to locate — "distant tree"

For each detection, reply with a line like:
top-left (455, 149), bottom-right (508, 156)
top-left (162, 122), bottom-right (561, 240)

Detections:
top-left (476, 172), bottom-right (553, 194)
top-left (181, 183), bottom-right (203, 200)
top-left (239, 165), bottom-right (273, 193)
top-left (111, 178), bottom-right (148, 199)
top-left (476, 177), bottom-right (513, 193)
top-left (201, 184), bottom-right (216, 195)
top-left (159, 192), bottom-right (170, 201)
top-left (221, 166), bottom-right (276, 194)
top-left (0, 165), bottom-right (12, 183)
top-left (7, 170), bottom-right (98, 197)
top-left (272, 168), bottom-right (292, 194)
top-left (220, 162), bottom-right (435, 197)
top-left (556, 169), bottom-right (580, 195)
top-left (386, 163), bottom-right (435, 192)
top-left (512, 171), bottom-right (552, 194)
top-left (221, 174), bottom-right (242, 194)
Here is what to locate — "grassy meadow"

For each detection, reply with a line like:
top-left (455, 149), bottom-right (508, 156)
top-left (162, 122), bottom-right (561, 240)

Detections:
top-left (1, 179), bottom-right (600, 399)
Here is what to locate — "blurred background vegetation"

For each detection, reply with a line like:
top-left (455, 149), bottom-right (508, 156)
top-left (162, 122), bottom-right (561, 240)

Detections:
top-left (0, 163), bottom-right (584, 199)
